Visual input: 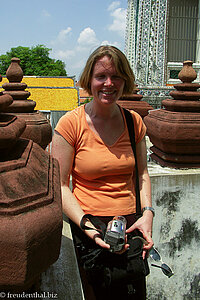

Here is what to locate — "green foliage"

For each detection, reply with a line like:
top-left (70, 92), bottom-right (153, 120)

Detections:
top-left (80, 97), bottom-right (93, 105)
top-left (0, 45), bottom-right (67, 76)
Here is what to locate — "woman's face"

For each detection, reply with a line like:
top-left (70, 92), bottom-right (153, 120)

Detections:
top-left (90, 55), bottom-right (125, 105)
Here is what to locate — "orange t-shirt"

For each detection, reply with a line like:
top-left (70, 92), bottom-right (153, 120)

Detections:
top-left (55, 104), bottom-right (146, 216)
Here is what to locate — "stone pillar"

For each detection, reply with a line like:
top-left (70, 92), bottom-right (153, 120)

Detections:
top-left (0, 74), bottom-right (63, 292)
top-left (2, 58), bottom-right (52, 149)
top-left (144, 61), bottom-right (200, 168)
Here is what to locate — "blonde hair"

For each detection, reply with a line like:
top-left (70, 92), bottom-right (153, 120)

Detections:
top-left (79, 45), bottom-right (136, 95)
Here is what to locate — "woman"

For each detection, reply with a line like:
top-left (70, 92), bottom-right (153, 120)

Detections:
top-left (52, 45), bottom-right (154, 299)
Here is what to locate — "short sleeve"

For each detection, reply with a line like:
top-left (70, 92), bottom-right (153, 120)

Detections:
top-left (130, 110), bottom-right (146, 144)
top-left (55, 110), bottom-right (77, 146)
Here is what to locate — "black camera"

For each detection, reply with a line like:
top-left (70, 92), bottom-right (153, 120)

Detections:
top-left (104, 216), bottom-right (127, 252)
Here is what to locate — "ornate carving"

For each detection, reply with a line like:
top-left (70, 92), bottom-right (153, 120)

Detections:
top-left (125, 0), bottom-right (168, 86)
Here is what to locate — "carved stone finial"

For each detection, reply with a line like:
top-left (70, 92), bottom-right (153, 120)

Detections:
top-left (178, 60), bottom-right (197, 83)
top-left (6, 57), bottom-right (23, 83)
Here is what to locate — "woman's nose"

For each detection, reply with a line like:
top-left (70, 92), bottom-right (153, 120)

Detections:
top-left (104, 77), bottom-right (113, 86)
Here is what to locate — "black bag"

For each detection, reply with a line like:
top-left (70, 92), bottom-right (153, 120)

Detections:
top-left (78, 214), bottom-right (149, 288)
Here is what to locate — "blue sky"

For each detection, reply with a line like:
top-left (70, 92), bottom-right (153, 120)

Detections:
top-left (1, 0), bottom-right (127, 80)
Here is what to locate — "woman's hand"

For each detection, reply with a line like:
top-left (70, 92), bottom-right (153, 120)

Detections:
top-left (82, 219), bottom-right (111, 250)
top-left (96, 233), bottom-right (129, 254)
top-left (126, 211), bottom-right (154, 259)
top-left (94, 235), bottom-right (111, 249)
top-left (84, 224), bottom-right (130, 253)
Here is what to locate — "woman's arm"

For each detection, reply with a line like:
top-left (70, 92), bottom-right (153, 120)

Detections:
top-left (51, 132), bottom-right (110, 249)
top-left (126, 136), bottom-right (154, 257)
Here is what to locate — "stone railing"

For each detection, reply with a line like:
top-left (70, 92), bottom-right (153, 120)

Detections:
top-left (138, 86), bottom-right (174, 109)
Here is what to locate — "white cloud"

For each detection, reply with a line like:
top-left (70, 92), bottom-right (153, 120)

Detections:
top-left (77, 27), bottom-right (99, 47)
top-left (101, 40), bottom-right (121, 48)
top-left (57, 27), bottom-right (72, 43)
top-left (108, 7), bottom-right (126, 37)
top-left (55, 49), bottom-right (75, 60)
top-left (50, 27), bottom-right (72, 46)
top-left (107, 1), bottom-right (120, 11)
top-left (101, 40), bottom-right (110, 45)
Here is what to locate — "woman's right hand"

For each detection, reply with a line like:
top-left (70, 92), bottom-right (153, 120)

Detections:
top-left (82, 221), bottom-right (111, 250)
top-left (93, 233), bottom-right (111, 249)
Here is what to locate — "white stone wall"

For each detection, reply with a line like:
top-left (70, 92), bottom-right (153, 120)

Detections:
top-left (147, 163), bottom-right (200, 300)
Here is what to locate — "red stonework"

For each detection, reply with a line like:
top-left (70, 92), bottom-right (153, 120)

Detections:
top-left (2, 58), bottom-right (52, 149)
top-left (0, 75), bottom-right (62, 291)
top-left (117, 88), bottom-right (153, 118)
top-left (144, 61), bottom-right (200, 168)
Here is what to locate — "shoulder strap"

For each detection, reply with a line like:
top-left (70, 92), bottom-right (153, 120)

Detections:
top-left (122, 108), bottom-right (142, 217)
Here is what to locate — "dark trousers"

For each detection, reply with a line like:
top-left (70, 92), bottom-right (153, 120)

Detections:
top-left (70, 215), bottom-right (147, 300)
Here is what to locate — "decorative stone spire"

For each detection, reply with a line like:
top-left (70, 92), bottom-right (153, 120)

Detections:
top-left (144, 61), bottom-right (200, 168)
top-left (0, 75), bottom-right (62, 291)
top-left (117, 86), bottom-right (153, 118)
top-left (2, 57), bottom-right (52, 149)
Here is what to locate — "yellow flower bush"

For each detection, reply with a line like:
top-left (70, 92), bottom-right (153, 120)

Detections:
top-left (22, 77), bottom-right (75, 87)
top-left (30, 88), bottom-right (78, 111)
top-left (1, 77), bottom-right (75, 87)
top-left (0, 76), bottom-right (79, 111)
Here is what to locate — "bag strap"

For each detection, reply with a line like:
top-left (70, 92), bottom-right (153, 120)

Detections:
top-left (122, 108), bottom-right (142, 217)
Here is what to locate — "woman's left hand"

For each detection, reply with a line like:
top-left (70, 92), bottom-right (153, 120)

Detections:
top-left (126, 211), bottom-right (154, 259)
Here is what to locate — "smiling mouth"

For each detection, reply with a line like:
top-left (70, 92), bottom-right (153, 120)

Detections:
top-left (102, 91), bottom-right (115, 95)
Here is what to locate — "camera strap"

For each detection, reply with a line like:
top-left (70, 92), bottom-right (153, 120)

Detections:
top-left (80, 214), bottom-right (106, 238)
top-left (122, 108), bottom-right (142, 218)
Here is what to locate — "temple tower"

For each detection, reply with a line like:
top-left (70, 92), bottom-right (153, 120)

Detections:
top-left (125, 0), bottom-right (200, 87)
